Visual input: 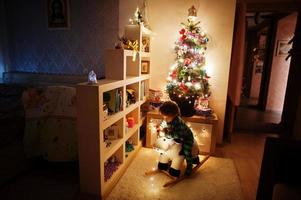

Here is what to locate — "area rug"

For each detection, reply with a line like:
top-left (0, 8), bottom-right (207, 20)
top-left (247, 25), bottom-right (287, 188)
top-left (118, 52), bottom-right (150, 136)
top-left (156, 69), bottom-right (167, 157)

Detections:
top-left (107, 148), bottom-right (243, 200)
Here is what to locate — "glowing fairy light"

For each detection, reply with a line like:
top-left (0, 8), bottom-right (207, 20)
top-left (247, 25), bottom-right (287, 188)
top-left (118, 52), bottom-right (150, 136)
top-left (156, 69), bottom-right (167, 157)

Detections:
top-left (170, 63), bottom-right (177, 70)
top-left (191, 62), bottom-right (196, 68)
top-left (195, 83), bottom-right (201, 90)
top-left (186, 82), bottom-right (192, 87)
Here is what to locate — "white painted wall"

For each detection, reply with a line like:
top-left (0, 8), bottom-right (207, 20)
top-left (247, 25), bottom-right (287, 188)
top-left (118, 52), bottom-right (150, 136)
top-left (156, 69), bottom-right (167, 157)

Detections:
top-left (266, 13), bottom-right (297, 113)
top-left (119, 0), bottom-right (236, 143)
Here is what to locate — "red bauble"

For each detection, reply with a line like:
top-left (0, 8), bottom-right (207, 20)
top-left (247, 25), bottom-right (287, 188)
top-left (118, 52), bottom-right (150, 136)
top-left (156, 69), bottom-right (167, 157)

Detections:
top-left (179, 82), bottom-right (188, 93)
top-left (179, 28), bottom-right (186, 35)
top-left (184, 58), bottom-right (192, 66)
top-left (171, 71), bottom-right (177, 78)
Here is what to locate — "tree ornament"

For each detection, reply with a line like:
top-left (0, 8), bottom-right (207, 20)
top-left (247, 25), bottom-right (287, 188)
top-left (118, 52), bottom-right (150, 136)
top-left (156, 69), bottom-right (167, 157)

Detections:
top-left (184, 58), bottom-right (192, 66)
top-left (188, 5), bottom-right (197, 21)
top-left (129, 7), bottom-right (144, 25)
top-left (179, 28), bottom-right (186, 35)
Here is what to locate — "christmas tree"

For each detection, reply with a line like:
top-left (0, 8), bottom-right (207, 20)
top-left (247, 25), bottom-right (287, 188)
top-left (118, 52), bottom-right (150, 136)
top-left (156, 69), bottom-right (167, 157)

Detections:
top-left (166, 6), bottom-right (211, 116)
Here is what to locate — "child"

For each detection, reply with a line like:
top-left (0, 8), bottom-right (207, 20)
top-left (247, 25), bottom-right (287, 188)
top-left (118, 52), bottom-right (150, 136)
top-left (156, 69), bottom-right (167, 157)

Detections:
top-left (158, 101), bottom-right (199, 177)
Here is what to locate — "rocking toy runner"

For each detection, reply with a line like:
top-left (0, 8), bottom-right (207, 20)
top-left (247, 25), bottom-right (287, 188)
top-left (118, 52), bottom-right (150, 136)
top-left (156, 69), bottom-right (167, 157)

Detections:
top-left (145, 154), bottom-right (210, 187)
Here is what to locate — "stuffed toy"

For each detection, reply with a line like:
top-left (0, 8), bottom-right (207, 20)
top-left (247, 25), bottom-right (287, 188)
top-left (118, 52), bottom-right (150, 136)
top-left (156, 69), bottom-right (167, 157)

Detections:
top-left (153, 134), bottom-right (200, 177)
top-left (126, 89), bottom-right (136, 106)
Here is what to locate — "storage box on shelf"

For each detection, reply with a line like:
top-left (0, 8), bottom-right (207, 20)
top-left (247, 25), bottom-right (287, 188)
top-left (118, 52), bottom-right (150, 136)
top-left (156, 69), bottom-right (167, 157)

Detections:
top-left (77, 24), bottom-right (151, 199)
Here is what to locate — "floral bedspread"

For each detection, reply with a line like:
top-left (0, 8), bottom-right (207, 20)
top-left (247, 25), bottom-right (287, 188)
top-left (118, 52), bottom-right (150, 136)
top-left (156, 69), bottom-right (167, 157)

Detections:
top-left (22, 86), bottom-right (77, 161)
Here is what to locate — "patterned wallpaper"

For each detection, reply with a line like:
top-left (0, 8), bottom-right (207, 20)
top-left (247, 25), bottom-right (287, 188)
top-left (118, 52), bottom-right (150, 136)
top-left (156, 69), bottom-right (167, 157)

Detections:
top-left (5, 0), bottom-right (119, 77)
top-left (0, 0), bottom-right (6, 76)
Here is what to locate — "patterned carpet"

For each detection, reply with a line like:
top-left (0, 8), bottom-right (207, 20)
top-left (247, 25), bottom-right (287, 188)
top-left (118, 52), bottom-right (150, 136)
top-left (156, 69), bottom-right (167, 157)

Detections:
top-left (107, 148), bottom-right (243, 200)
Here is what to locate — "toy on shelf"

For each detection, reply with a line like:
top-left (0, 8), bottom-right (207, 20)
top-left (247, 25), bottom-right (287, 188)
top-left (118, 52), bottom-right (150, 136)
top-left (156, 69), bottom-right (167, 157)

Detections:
top-left (129, 7), bottom-right (144, 25)
top-left (104, 156), bottom-right (121, 182)
top-left (103, 104), bottom-right (109, 120)
top-left (104, 124), bottom-right (119, 140)
top-left (115, 89), bottom-right (123, 113)
top-left (142, 37), bottom-right (150, 52)
top-left (115, 36), bottom-right (139, 61)
top-left (104, 124), bottom-right (119, 148)
top-left (88, 70), bottom-right (97, 84)
top-left (125, 140), bottom-right (135, 153)
top-left (126, 89), bottom-right (136, 107)
top-left (127, 117), bottom-right (135, 128)
top-left (104, 138), bottom-right (111, 148)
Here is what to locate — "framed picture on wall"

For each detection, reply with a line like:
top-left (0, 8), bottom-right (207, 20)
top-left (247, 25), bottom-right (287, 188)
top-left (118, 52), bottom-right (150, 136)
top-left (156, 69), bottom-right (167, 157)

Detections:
top-left (47, 0), bottom-right (70, 29)
top-left (276, 40), bottom-right (291, 56)
top-left (141, 61), bottom-right (150, 74)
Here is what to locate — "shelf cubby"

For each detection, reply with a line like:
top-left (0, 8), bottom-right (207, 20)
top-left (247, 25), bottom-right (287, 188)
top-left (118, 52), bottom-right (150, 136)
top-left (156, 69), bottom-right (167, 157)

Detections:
top-left (103, 118), bottom-right (124, 160)
top-left (126, 54), bottom-right (140, 78)
top-left (125, 130), bottom-right (139, 159)
top-left (125, 107), bottom-right (139, 136)
top-left (103, 87), bottom-right (124, 117)
top-left (104, 144), bottom-right (124, 186)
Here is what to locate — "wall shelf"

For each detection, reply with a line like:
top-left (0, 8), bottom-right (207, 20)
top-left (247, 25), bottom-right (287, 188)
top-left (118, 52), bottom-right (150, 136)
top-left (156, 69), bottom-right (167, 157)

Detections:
top-left (77, 24), bottom-right (152, 199)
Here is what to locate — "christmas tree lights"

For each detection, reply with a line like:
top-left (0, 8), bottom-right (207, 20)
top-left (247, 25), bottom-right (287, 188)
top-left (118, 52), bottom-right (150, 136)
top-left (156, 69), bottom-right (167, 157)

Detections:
top-left (166, 6), bottom-right (212, 116)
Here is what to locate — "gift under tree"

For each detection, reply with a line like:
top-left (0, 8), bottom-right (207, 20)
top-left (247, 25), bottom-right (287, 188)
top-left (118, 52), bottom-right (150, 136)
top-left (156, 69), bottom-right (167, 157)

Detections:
top-left (166, 5), bottom-right (211, 117)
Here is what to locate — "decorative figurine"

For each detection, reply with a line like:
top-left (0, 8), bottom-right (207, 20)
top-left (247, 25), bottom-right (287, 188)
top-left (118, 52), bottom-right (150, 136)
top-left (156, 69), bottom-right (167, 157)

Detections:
top-left (88, 70), bottom-right (97, 84)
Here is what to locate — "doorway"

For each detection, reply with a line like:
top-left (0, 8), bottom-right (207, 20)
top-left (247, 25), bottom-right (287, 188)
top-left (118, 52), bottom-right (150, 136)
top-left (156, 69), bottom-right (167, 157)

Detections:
top-left (235, 11), bottom-right (298, 133)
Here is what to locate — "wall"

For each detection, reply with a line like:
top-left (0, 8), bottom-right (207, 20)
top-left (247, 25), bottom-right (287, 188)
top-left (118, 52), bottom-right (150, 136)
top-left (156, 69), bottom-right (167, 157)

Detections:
top-left (5, 0), bottom-right (118, 76)
top-left (119, 0), bottom-right (236, 143)
top-left (266, 13), bottom-right (297, 112)
top-left (0, 0), bottom-right (7, 79)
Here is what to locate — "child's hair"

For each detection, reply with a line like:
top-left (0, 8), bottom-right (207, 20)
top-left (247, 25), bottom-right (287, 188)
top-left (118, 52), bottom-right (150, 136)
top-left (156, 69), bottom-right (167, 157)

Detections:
top-left (159, 101), bottom-right (181, 117)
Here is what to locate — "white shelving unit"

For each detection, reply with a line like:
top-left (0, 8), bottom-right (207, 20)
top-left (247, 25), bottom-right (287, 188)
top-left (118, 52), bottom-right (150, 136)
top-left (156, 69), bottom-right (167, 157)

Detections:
top-left (77, 24), bottom-right (151, 199)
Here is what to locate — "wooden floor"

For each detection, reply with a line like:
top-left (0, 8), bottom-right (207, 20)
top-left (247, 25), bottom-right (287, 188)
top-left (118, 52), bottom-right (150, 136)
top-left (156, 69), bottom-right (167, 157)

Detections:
top-left (215, 132), bottom-right (278, 200)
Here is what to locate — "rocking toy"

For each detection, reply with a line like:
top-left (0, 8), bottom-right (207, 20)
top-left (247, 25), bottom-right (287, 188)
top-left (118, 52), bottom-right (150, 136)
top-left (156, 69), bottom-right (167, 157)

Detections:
top-left (145, 135), bottom-right (210, 187)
